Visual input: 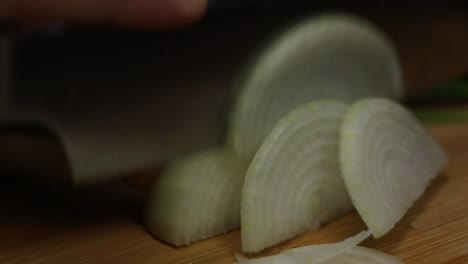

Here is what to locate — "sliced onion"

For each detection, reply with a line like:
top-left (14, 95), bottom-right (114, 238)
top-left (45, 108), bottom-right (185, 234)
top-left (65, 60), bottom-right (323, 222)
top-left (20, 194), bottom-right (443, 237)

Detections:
top-left (144, 148), bottom-right (246, 246)
top-left (236, 230), bottom-right (371, 264)
top-left (340, 98), bottom-right (448, 238)
top-left (320, 246), bottom-right (403, 264)
top-left (241, 100), bottom-right (353, 253)
top-left (228, 14), bottom-right (403, 162)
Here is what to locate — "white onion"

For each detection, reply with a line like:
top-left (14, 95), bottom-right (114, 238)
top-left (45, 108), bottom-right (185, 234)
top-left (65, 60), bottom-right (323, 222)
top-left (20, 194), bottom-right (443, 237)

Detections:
top-left (241, 100), bottom-right (353, 253)
top-left (228, 14), bottom-right (403, 162)
top-left (320, 246), bottom-right (403, 264)
top-left (145, 148), bottom-right (246, 245)
top-left (236, 230), bottom-right (371, 264)
top-left (340, 98), bottom-right (447, 237)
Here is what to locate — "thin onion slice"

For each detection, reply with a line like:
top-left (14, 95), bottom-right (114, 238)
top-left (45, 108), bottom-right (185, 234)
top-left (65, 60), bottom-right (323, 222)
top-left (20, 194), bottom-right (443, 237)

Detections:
top-left (145, 148), bottom-right (246, 246)
top-left (242, 100), bottom-right (353, 253)
top-left (228, 14), bottom-right (403, 162)
top-left (340, 98), bottom-right (448, 238)
top-left (320, 246), bottom-right (403, 264)
top-left (236, 230), bottom-right (371, 264)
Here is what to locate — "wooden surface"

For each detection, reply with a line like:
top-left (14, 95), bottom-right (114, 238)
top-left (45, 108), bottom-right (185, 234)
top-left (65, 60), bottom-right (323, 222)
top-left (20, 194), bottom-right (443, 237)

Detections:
top-left (0, 123), bottom-right (467, 264)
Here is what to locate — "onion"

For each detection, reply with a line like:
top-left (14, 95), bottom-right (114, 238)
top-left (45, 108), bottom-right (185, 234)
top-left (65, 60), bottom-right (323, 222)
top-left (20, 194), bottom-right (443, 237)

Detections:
top-left (144, 148), bottom-right (246, 245)
top-left (319, 246), bottom-right (403, 264)
top-left (340, 98), bottom-right (448, 238)
top-left (236, 230), bottom-right (371, 263)
top-left (228, 14), bottom-right (403, 162)
top-left (241, 100), bottom-right (353, 253)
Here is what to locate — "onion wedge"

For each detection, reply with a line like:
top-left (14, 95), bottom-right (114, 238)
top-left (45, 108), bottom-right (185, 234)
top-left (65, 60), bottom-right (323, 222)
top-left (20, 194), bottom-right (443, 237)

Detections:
top-left (242, 100), bottom-right (353, 253)
top-left (340, 98), bottom-right (448, 237)
top-left (236, 230), bottom-right (371, 264)
top-left (228, 14), bottom-right (403, 161)
top-left (145, 148), bottom-right (246, 246)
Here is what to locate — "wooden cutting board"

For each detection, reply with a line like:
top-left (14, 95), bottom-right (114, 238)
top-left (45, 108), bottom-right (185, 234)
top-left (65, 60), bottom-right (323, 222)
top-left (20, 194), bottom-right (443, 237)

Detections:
top-left (0, 123), bottom-right (467, 264)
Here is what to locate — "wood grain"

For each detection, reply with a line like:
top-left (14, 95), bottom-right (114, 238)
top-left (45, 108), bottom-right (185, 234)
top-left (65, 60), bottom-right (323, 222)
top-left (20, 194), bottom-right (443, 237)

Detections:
top-left (0, 124), bottom-right (467, 264)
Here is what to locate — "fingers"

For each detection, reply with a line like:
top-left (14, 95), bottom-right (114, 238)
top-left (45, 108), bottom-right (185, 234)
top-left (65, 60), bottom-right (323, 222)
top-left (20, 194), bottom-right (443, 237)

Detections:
top-left (114, 0), bottom-right (208, 29)
top-left (0, 0), bottom-right (208, 29)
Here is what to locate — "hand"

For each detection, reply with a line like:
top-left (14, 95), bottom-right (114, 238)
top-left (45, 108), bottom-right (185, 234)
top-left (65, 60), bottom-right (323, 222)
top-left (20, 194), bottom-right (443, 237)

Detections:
top-left (0, 0), bottom-right (208, 29)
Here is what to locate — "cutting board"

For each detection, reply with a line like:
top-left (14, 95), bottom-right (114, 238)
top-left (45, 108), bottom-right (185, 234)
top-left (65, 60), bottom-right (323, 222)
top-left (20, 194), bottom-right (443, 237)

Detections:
top-left (0, 123), bottom-right (467, 264)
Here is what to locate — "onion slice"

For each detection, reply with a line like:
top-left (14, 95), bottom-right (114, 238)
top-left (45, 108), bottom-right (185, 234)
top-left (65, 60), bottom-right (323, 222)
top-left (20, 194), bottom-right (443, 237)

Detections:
top-left (241, 100), bottom-right (353, 253)
top-left (319, 246), bottom-right (403, 264)
top-left (340, 98), bottom-right (448, 237)
top-left (236, 230), bottom-right (371, 264)
top-left (145, 148), bottom-right (246, 246)
top-left (228, 14), bottom-right (403, 161)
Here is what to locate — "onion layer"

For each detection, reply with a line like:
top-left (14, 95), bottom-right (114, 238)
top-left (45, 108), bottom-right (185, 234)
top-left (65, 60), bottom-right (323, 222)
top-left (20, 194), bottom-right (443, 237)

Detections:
top-left (237, 230), bottom-right (371, 264)
top-left (320, 246), bottom-right (403, 264)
